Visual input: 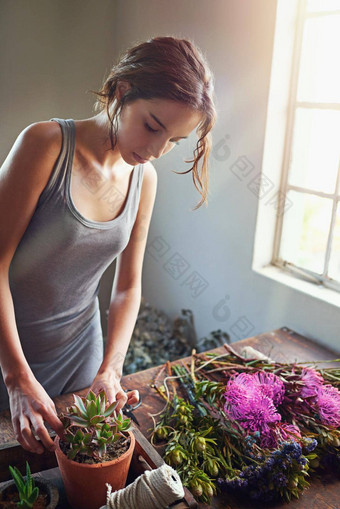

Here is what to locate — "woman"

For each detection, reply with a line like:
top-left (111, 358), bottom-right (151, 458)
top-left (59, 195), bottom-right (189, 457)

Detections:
top-left (0, 36), bottom-right (216, 454)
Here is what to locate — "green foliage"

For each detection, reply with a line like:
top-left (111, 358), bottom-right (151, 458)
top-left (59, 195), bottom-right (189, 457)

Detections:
top-left (8, 461), bottom-right (39, 509)
top-left (154, 395), bottom-right (228, 504)
top-left (60, 390), bottom-right (131, 461)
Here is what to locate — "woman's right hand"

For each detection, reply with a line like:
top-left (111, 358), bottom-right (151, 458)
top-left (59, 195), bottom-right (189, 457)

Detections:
top-left (7, 374), bottom-right (64, 454)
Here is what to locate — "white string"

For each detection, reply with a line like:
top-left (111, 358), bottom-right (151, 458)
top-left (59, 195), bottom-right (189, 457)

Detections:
top-left (100, 463), bottom-right (185, 509)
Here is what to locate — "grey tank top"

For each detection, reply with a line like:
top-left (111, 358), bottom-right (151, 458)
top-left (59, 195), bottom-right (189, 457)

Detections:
top-left (8, 118), bottom-right (144, 364)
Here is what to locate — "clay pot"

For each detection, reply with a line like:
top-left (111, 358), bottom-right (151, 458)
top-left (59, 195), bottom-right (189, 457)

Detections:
top-left (0, 477), bottom-right (59, 508)
top-left (55, 431), bottom-right (135, 509)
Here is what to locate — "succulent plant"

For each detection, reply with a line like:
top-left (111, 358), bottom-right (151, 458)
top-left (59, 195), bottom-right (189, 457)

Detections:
top-left (60, 390), bottom-right (131, 461)
top-left (8, 461), bottom-right (39, 509)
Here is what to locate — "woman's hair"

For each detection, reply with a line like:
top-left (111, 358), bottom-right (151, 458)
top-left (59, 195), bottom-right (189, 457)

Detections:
top-left (91, 36), bottom-right (217, 209)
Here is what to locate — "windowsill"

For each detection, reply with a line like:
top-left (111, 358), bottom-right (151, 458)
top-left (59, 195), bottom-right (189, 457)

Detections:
top-left (253, 264), bottom-right (340, 309)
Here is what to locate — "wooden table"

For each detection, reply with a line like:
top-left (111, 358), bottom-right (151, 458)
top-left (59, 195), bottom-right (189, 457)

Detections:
top-left (1, 327), bottom-right (339, 508)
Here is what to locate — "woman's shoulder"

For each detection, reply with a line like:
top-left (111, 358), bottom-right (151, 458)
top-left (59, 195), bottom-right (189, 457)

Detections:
top-left (142, 161), bottom-right (157, 185)
top-left (137, 161), bottom-right (157, 213)
top-left (2, 121), bottom-right (63, 194)
top-left (19, 120), bottom-right (62, 157)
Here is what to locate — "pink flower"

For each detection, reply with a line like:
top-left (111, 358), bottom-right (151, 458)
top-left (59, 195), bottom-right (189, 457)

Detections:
top-left (252, 371), bottom-right (285, 406)
top-left (316, 384), bottom-right (340, 428)
top-left (223, 372), bottom-right (286, 443)
top-left (223, 371), bottom-right (285, 417)
top-left (223, 373), bottom-right (254, 419)
top-left (239, 393), bottom-right (281, 434)
top-left (300, 367), bottom-right (324, 399)
top-left (224, 383), bottom-right (281, 433)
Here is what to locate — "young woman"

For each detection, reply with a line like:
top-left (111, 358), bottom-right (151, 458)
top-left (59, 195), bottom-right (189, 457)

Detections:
top-left (0, 36), bottom-right (216, 454)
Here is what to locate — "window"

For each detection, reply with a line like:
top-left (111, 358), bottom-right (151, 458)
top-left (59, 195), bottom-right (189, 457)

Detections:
top-left (272, 0), bottom-right (340, 293)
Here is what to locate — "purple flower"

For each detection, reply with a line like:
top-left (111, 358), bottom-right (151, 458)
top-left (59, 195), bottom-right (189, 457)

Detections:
top-left (316, 384), bottom-right (340, 428)
top-left (303, 438), bottom-right (318, 453)
top-left (224, 373), bottom-right (253, 419)
top-left (238, 393), bottom-right (281, 433)
top-left (300, 367), bottom-right (324, 399)
top-left (252, 371), bottom-right (285, 406)
top-left (224, 372), bottom-right (283, 441)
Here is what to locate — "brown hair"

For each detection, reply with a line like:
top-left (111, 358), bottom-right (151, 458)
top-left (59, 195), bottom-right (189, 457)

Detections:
top-left (91, 36), bottom-right (217, 209)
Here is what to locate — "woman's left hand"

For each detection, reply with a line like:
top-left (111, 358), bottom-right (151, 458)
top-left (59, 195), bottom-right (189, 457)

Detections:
top-left (89, 371), bottom-right (139, 413)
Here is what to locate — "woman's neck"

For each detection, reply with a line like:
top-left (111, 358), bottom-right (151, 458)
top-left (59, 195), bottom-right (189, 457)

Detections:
top-left (73, 111), bottom-right (133, 178)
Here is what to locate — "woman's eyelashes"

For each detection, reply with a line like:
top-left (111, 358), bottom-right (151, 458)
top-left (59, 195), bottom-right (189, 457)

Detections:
top-left (145, 123), bottom-right (158, 133)
top-left (144, 123), bottom-right (180, 145)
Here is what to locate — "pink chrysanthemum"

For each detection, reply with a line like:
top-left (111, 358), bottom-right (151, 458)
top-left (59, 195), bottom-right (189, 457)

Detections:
top-left (223, 373), bottom-right (253, 419)
top-left (316, 384), bottom-right (340, 428)
top-left (224, 371), bottom-right (285, 413)
top-left (252, 371), bottom-right (285, 406)
top-left (224, 372), bottom-right (284, 441)
top-left (239, 393), bottom-right (281, 433)
top-left (300, 367), bottom-right (324, 399)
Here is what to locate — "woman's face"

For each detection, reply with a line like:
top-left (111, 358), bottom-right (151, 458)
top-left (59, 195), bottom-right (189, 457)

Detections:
top-left (114, 84), bottom-right (203, 166)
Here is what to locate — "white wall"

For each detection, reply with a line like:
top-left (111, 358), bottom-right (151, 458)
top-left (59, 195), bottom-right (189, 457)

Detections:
top-left (112, 0), bottom-right (340, 351)
top-left (1, 0), bottom-right (339, 351)
top-left (0, 1), bottom-right (117, 140)
top-left (0, 0), bottom-right (117, 334)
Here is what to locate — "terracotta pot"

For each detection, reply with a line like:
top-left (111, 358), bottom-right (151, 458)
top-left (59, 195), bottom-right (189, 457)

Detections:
top-left (54, 431), bottom-right (135, 509)
top-left (0, 477), bottom-right (59, 508)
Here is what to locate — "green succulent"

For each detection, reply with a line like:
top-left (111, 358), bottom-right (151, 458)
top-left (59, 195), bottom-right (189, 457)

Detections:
top-left (8, 461), bottom-right (39, 509)
top-left (60, 390), bottom-right (132, 461)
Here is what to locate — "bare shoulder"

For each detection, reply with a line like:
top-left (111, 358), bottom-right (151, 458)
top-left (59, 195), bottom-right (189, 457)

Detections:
top-left (141, 161), bottom-right (157, 191)
top-left (135, 161), bottom-right (157, 217)
top-left (0, 120), bottom-right (63, 267)
top-left (139, 161), bottom-right (157, 206)
top-left (143, 161), bottom-right (157, 181)
top-left (17, 120), bottom-right (62, 158)
top-left (1, 120), bottom-right (63, 186)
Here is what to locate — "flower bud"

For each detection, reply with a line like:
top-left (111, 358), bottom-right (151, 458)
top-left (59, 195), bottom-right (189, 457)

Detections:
top-left (190, 484), bottom-right (203, 498)
top-left (208, 462), bottom-right (219, 477)
top-left (155, 427), bottom-right (168, 440)
top-left (204, 484), bottom-right (214, 498)
top-left (194, 437), bottom-right (206, 453)
top-left (171, 450), bottom-right (182, 466)
top-left (179, 415), bottom-right (188, 425)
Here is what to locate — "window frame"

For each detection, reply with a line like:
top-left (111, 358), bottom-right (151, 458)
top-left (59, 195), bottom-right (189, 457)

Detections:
top-left (271, 0), bottom-right (340, 293)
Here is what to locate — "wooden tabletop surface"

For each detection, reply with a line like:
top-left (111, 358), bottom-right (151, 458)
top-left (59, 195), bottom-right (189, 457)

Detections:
top-left (119, 326), bottom-right (340, 509)
top-left (0, 326), bottom-right (339, 508)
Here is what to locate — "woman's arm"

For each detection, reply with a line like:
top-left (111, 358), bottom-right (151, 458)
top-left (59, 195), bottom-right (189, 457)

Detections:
top-left (0, 122), bottom-right (65, 453)
top-left (90, 162), bottom-right (158, 411)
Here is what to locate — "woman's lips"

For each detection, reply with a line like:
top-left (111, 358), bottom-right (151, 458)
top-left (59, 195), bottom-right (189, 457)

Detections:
top-left (133, 152), bottom-right (149, 164)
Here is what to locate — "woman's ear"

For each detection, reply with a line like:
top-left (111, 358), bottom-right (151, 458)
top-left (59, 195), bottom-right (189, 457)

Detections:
top-left (115, 81), bottom-right (131, 102)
